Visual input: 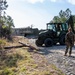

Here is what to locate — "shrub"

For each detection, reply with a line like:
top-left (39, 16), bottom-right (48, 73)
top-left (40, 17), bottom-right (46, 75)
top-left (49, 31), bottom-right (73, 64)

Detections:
top-left (5, 55), bottom-right (17, 67)
top-left (0, 68), bottom-right (14, 75)
top-left (5, 53), bottom-right (23, 67)
top-left (0, 39), bottom-right (6, 49)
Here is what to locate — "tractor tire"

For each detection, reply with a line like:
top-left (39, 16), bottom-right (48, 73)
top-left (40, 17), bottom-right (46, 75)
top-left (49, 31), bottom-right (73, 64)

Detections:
top-left (44, 38), bottom-right (53, 47)
top-left (53, 42), bottom-right (57, 45)
top-left (59, 35), bottom-right (65, 45)
top-left (35, 39), bottom-right (43, 46)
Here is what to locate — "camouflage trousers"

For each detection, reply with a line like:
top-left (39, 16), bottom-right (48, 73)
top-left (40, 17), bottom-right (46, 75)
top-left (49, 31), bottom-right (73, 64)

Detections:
top-left (65, 45), bottom-right (72, 56)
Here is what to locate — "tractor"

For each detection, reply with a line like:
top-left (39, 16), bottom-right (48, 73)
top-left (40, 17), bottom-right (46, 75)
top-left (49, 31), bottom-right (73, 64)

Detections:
top-left (35, 15), bottom-right (74, 47)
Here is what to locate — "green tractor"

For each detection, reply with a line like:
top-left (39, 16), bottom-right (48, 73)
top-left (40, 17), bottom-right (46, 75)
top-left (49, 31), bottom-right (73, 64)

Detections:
top-left (35, 16), bottom-right (74, 47)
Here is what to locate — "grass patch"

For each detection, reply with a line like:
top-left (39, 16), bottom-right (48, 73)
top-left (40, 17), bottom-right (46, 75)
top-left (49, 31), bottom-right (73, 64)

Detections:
top-left (50, 64), bottom-right (65, 75)
top-left (5, 53), bottom-right (23, 67)
top-left (0, 37), bottom-right (64, 75)
top-left (0, 68), bottom-right (14, 75)
top-left (0, 38), bottom-right (7, 49)
top-left (0, 47), bottom-right (64, 75)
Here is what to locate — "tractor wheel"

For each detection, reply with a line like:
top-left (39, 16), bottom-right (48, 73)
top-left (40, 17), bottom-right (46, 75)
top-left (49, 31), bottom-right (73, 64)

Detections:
top-left (59, 35), bottom-right (65, 45)
top-left (44, 38), bottom-right (53, 47)
top-left (35, 39), bottom-right (43, 46)
top-left (53, 42), bottom-right (57, 45)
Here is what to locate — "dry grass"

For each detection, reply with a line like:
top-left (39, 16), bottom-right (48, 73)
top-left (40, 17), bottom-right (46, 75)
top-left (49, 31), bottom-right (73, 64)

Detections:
top-left (0, 36), bottom-right (64, 75)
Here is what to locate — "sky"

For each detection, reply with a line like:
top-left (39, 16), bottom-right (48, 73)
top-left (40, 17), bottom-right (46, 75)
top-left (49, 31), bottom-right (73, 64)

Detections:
top-left (6, 0), bottom-right (75, 29)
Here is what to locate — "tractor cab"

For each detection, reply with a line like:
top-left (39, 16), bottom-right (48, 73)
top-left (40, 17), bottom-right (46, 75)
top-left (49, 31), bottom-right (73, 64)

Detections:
top-left (47, 23), bottom-right (68, 37)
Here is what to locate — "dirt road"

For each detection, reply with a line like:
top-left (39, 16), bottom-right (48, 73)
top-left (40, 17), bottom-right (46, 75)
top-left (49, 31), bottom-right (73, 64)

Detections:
top-left (29, 38), bottom-right (75, 75)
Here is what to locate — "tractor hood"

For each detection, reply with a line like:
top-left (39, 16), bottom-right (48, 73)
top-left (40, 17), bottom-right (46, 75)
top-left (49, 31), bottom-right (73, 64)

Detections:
top-left (39, 30), bottom-right (48, 35)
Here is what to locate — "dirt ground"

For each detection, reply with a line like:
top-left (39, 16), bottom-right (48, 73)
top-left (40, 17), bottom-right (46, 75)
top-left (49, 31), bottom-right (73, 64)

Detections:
top-left (3, 36), bottom-right (75, 75)
top-left (8, 35), bottom-right (75, 75)
top-left (28, 36), bottom-right (75, 75)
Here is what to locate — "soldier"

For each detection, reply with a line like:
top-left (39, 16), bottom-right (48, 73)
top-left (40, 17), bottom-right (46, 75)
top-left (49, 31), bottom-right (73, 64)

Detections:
top-left (64, 27), bottom-right (74, 56)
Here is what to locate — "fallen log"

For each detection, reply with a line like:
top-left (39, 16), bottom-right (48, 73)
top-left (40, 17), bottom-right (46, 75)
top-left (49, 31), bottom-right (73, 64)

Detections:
top-left (18, 41), bottom-right (39, 50)
top-left (4, 45), bottom-right (24, 49)
top-left (3, 42), bottom-right (39, 50)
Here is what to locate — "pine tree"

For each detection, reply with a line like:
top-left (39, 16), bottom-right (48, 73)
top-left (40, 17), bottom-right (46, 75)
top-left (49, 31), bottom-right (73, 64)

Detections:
top-left (0, 0), bottom-right (8, 37)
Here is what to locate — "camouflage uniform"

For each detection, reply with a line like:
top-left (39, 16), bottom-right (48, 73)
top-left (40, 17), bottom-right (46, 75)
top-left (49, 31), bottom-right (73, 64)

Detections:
top-left (65, 29), bottom-right (74, 56)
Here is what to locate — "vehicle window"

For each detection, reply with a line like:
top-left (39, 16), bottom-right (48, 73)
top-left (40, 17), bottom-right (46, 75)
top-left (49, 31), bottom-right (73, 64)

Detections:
top-left (62, 24), bottom-right (65, 30)
top-left (52, 24), bottom-right (56, 31)
top-left (56, 24), bottom-right (62, 31)
top-left (65, 23), bottom-right (68, 30)
top-left (47, 24), bottom-right (56, 31)
top-left (47, 24), bottom-right (53, 30)
top-left (62, 23), bottom-right (68, 30)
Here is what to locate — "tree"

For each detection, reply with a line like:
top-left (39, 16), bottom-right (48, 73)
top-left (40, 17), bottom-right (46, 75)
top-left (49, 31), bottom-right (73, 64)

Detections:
top-left (0, 0), bottom-right (8, 37)
top-left (1, 15), bottom-right (15, 38)
top-left (65, 8), bottom-right (71, 18)
top-left (59, 10), bottom-right (64, 18)
top-left (51, 8), bottom-right (72, 23)
top-left (0, 0), bottom-right (8, 16)
top-left (53, 16), bottom-right (60, 23)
